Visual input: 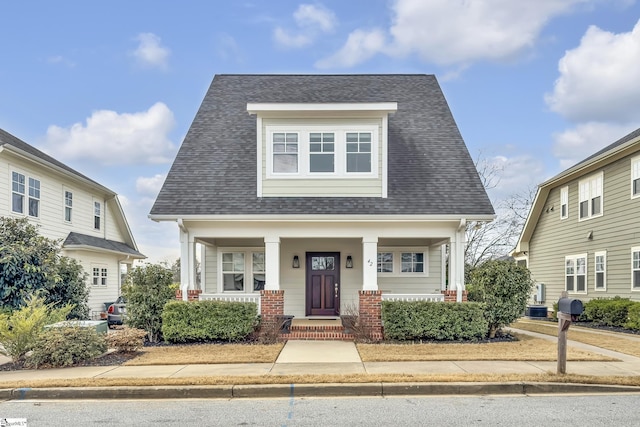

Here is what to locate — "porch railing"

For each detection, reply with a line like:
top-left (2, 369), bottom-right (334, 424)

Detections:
top-left (199, 293), bottom-right (261, 312)
top-left (381, 293), bottom-right (445, 302)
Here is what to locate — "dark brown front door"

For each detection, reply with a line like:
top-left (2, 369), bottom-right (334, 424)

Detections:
top-left (306, 252), bottom-right (340, 316)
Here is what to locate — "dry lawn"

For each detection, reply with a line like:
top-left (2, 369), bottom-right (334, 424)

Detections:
top-left (124, 343), bottom-right (285, 365)
top-left (512, 320), bottom-right (640, 358)
top-left (356, 333), bottom-right (615, 362)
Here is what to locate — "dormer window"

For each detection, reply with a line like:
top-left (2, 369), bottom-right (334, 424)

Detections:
top-left (273, 133), bottom-right (298, 173)
top-left (346, 132), bottom-right (371, 173)
top-left (309, 133), bottom-right (335, 173)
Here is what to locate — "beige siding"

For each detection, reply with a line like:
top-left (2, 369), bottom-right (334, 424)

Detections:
top-left (203, 243), bottom-right (218, 293)
top-left (529, 153), bottom-right (640, 304)
top-left (261, 118), bottom-right (383, 197)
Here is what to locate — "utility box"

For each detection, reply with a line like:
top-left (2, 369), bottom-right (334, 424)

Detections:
top-left (558, 298), bottom-right (584, 316)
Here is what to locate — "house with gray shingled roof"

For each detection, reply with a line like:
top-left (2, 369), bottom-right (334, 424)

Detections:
top-left (0, 128), bottom-right (145, 316)
top-left (513, 127), bottom-right (640, 311)
top-left (150, 74), bottom-right (494, 337)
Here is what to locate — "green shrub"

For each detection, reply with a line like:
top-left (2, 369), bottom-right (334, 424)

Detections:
top-left (105, 326), bottom-right (147, 352)
top-left (584, 297), bottom-right (636, 327)
top-left (162, 300), bottom-right (258, 343)
top-left (0, 294), bottom-right (72, 362)
top-left (469, 260), bottom-right (534, 338)
top-left (122, 264), bottom-right (175, 342)
top-left (25, 326), bottom-right (107, 368)
top-left (624, 304), bottom-right (640, 331)
top-left (381, 301), bottom-right (488, 341)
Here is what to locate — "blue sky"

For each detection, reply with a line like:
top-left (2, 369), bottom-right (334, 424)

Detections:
top-left (1, 0), bottom-right (639, 263)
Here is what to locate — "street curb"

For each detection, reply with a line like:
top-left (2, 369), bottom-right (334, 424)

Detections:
top-left (5, 382), bottom-right (640, 400)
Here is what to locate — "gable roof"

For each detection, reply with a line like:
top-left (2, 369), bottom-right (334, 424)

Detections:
top-left (63, 232), bottom-right (145, 258)
top-left (150, 74), bottom-right (494, 218)
top-left (515, 127), bottom-right (640, 253)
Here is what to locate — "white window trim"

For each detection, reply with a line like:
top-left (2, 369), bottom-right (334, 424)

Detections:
top-left (565, 254), bottom-right (587, 294)
top-left (594, 251), bottom-right (606, 292)
top-left (93, 199), bottom-right (102, 230)
top-left (560, 186), bottom-right (568, 219)
top-left (632, 156), bottom-right (640, 199)
top-left (27, 176), bottom-right (41, 218)
top-left (63, 188), bottom-right (73, 223)
top-left (217, 247), bottom-right (265, 294)
top-left (578, 172), bottom-right (603, 221)
top-left (10, 168), bottom-right (41, 219)
top-left (91, 265), bottom-right (108, 287)
top-left (265, 124), bottom-right (379, 179)
top-left (377, 247), bottom-right (429, 277)
top-left (632, 246), bottom-right (640, 291)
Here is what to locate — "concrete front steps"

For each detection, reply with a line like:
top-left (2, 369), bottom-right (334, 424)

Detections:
top-left (279, 318), bottom-right (355, 341)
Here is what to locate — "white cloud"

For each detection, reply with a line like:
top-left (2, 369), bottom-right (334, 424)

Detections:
top-left (273, 3), bottom-right (337, 49)
top-left (318, 0), bottom-right (585, 68)
top-left (479, 153), bottom-right (544, 202)
top-left (552, 122), bottom-right (638, 169)
top-left (136, 174), bottom-right (166, 197)
top-left (315, 29), bottom-right (386, 68)
top-left (546, 20), bottom-right (640, 122)
top-left (131, 33), bottom-right (170, 69)
top-left (43, 102), bottom-right (176, 165)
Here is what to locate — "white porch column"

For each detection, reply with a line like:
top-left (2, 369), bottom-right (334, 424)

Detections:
top-left (362, 237), bottom-right (378, 290)
top-left (449, 228), bottom-right (466, 302)
top-left (179, 221), bottom-right (195, 301)
top-left (264, 236), bottom-right (280, 290)
top-left (199, 243), bottom-right (206, 291)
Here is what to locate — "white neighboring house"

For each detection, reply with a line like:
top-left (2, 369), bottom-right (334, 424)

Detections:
top-left (0, 128), bottom-right (145, 316)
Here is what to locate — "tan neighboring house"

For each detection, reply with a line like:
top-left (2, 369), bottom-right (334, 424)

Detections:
top-left (0, 128), bottom-right (145, 315)
top-left (150, 74), bottom-right (494, 337)
top-left (513, 128), bottom-right (640, 307)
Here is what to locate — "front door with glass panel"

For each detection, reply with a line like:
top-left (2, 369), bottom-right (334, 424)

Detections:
top-left (306, 252), bottom-right (340, 316)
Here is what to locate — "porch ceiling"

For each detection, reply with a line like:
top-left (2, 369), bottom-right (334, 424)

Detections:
top-left (196, 237), bottom-right (447, 247)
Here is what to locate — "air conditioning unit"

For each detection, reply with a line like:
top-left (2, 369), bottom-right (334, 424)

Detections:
top-left (535, 283), bottom-right (545, 304)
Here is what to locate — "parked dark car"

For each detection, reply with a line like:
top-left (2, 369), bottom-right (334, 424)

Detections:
top-left (107, 296), bottom-right (126, 328)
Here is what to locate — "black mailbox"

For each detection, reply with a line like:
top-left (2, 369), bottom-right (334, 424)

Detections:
top-left (558, 297), bottom-right (583, 315)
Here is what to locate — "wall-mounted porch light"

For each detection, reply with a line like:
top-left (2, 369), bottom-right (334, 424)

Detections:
top-left (292, 255), bottom-right (300, 268)
top-left (346, 255), bottom-right (353, 268)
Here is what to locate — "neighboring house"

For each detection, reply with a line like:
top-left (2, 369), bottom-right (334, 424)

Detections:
top-left (513, 128), bottom-right (640, 307)
top-left (0, 128), bottom-right (145, 315)
top-left (150, 74), bottom-right (494, 336)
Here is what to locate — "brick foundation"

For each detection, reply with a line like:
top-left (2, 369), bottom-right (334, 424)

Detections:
top-left (442, 290), bottom-right (468, 302)
top-left (175, 289), bottom-right (202, 301)
top-left (260, 290), bottom-right (285, 324)
top-left (358, 290), bottom-right (383, 341)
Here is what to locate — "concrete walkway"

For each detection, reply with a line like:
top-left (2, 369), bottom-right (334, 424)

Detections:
top-left (2, 324), bottom-right (640, 399)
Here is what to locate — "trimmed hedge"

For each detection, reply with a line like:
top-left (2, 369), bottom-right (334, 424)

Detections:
top-left (161, 300), bottom-right (258, 343)
top-left (583, 297), bottom-right (636, 327)
top-left (381, 300), bottom-right (488, 341)
top-left (25, 326), bottom-right (107, 368)
top-left (625, 304), bottom-right (640, 331)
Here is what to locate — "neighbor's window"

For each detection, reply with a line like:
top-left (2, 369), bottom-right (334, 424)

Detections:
top-left (94, 201), bottom-right (101, 230)
top-left (377, 252), bottom-right (393, 273)
top-left (252, 252), bottom-right (265, 291)
top-left (346, 132), bottom-right (372, 173)
top-left (560, 186), bottom-right (568, 219)
top-left (632, 157), bottom-right (640, 198)
top-left (633, 247), bottom-right (640, 290)
top-left (92, 267), bottom-right (107, 286)
top-left (11, 171), bottom-right (25, 214)
top-left (64, 191), bottom-right (73, 222)
top-left (309, 132), bottom-right (335, 173)
top-left (222, 252), bottom-right (245, 291)
top-left (578, 173), bottom-right (603, 220)
top-left (273, 132), bottom-right (298, 173)
top-left (595, 251), bottom-right (606, 290)
top-left (401, 252), bottom-right (424, 273)
top-left (565, 254), bottom-right (587, 293)
top-left (27, 178), bottom-right (40, 218)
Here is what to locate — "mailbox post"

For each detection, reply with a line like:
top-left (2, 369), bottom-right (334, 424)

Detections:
top-left (557, 293), bottom-right (584, 374)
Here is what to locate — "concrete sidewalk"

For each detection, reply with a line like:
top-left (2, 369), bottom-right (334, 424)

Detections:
top-left (2, 326), bottom-right (640, 399)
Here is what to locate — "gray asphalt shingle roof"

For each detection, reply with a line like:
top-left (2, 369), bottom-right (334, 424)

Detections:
top-left (63, 232), bottom-right (145, 258)
top-left (151, 74), bottom-right (494, 216)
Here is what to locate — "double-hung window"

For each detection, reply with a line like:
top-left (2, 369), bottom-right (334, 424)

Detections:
top-left (377, 252), bottom-right (393, 273)
top-left (377, 249), bottom-right (427, 276)
top-left (273, 133), bottom-right (299, 173)
top-left (64, 191), bottom-right (73, 222)
top-left (252, 252), bottom-right (266, 291)
top-left (222, 252), bottom-right (245, 291)
top-left (92, 267), bottom-right (107, 286)
top-left (401, 252), bottom-right (424, 273)
top-left (632, 157), bottom-right (640, 198)
top-left (11, 172), bottom-right (25, 214)
top-left (633, 247), bottom-right (640, 290)
top-left (309, 133), bottom-right (335, 173)
top-left (560, 186), bottom-right (568, 219)
top-left (94, 201), bottom-right (101, 230)
top-left (346, 132), bottom-right (372, 173)
top-left (221, 250), bottom-right (266, 292)
top-left (28, 178), bottom-right (40, 217)
top-left (565, 254), bottom-right (587, 293)
top-left (595, 251), bottom-right (606, 291)
top-left (578, 173), bottom-right (603, 220)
